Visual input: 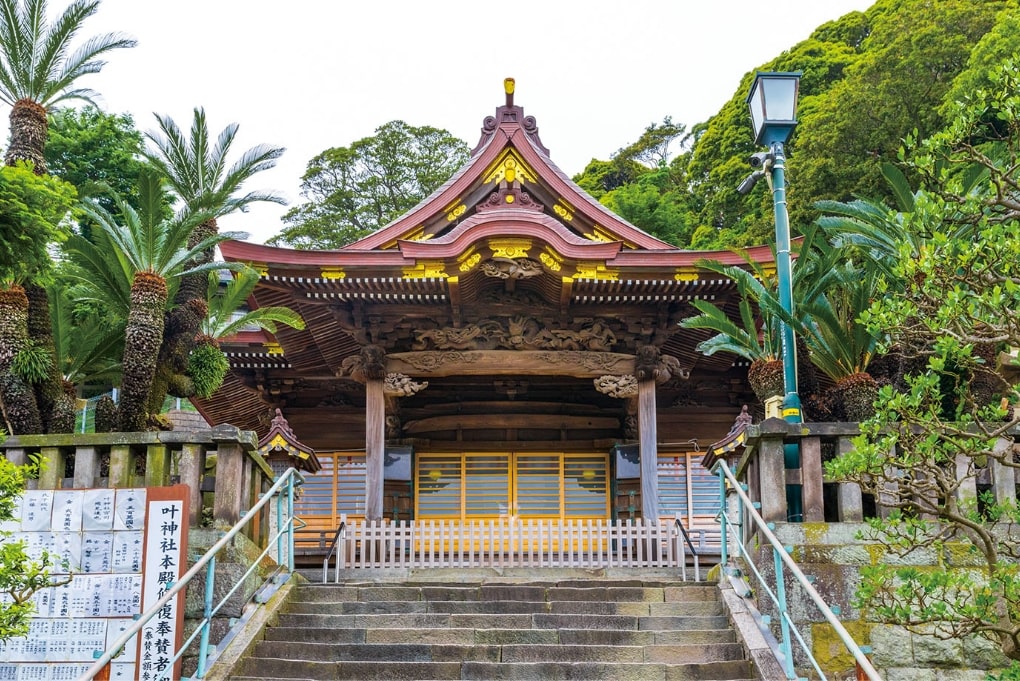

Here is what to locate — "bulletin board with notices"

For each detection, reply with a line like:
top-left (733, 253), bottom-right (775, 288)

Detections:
top-left (0, 485), bottom-right (189, 681)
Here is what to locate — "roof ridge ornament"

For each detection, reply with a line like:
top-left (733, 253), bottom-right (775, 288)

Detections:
top-left (472, 78), bottom-right (550, 157)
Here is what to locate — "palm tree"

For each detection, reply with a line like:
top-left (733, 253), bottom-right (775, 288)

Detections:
top-left (141, 108), bottom-right (285, 408)
top-left (76, 172), bottom-right (240, 431)
top-left (0, 0), bottom-right (135, 173)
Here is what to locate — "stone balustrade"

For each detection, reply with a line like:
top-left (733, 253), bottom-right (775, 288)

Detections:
top-left (1, 424), bottom-right (274, 542)
top-left (719, 418), bottom-right (1020, 524)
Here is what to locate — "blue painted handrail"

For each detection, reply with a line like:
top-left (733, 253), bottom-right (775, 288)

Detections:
top-left (77, 467), bottom-right (305, 681)
top-left (713, 460), bottom-right (882, 681)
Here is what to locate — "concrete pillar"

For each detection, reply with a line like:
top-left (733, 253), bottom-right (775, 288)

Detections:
top-left (109, 445), bottom-right (133, 488)
top-left (38, 446), bottom-right (64, 489)
top-left (638, 379), bottom-right (659, 521)
top-left (144, 444), bottom-right (170, 487)
top-left (213, 441), bottom-right (244, 527)
top-left (758, 433), bottom-right (787, 523)
top-left (991, 437), bottom-right (1016, 508)
top-left (836, 436), bottom-right (863, 521)
top-left (955, 453), bottom-right (977, 512)
top-left (365, 378), bottom-right (385, 521)
top-left (800, 436), bottom-right (824, 522)
top-left (179, 443), bottom-right (206, 527)
top-left (73, 446), bottom-right (99, 489)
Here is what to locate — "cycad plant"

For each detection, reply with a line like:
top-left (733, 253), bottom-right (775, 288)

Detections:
top-left (74, 171), bottom-right (240, 431)
top-left (141, 107), bottom-right (285, 407)
top-left (680, 260), bottom-right (784, 403)
top-left (189, 266), bottom-right (304, 398)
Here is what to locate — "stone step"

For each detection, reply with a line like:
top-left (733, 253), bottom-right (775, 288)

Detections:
top-left (263, 625), bottom-right (738, 646)
top-left (239, 658), bottom-right (755, 681)
top-left (459, 660), bottom-right (755, 680)
top-left (284, 598), bottom-right (723, 616)
top-left (274, 611), bottom-right (732, 631)
top-left (290, 583), bottom-right (717, 603)
top-left (226, 577), bottom-right (751, 681)
top-left (252, 640), bottom-right (746, 664)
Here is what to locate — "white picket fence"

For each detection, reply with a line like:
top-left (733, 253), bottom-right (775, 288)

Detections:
top-left (323, 517), bottom-right (719, 580)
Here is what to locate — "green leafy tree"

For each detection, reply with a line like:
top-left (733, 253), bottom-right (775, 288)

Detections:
top-left (826, 60), bottom-right (1020, 662)
top-left (0, 451), bottom-right (66, 640)
top-left (45, 106), bottom-right (149, 229)
top-left (269, 121), bottom-right (469, 249)
top-left (77, 172), bottom-right (238, 431)
top-left (0, 166), bottom-right (75, 434)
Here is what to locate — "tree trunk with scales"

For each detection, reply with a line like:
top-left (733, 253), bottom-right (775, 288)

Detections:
top-left (0, 286), bottom-right (42, 434)
top-left (148, 218), bottom-right (218, 416)
top-left (5, 100), bottom-right (48, 174)
top-left (119, 271), bottom-right (168, 432)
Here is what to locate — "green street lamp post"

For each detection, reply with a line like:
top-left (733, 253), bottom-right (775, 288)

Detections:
top-left (744, 71), bottom-right (804, 519)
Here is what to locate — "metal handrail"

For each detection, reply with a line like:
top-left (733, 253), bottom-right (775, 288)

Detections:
top-left (77, 467), bottom-right (305, 681)
top-left (673, 514), bottom-right (701, 581)
top-left (713, 460), bottom-right (882, 681)
top-left (321, 518), bottom-right (347, 583)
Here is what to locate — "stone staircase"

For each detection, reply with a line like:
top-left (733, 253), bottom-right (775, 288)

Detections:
top-left (227, 577), bottom-right (758, 680)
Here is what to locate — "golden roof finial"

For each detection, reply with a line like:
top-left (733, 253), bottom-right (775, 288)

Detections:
top-left (504, 77), bottom-right (515, 107)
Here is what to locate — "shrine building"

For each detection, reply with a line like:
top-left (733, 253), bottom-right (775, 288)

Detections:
top-left (196, 80), bottom-right (776, 549)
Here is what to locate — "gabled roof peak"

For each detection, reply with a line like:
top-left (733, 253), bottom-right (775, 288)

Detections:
top-left (472, 77), bottom-right (550, 157)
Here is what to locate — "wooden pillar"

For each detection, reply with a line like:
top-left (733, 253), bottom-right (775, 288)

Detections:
top-left (836, 436), bottom-right (864, 521)
top-left (179, 443), bottom-right (206, 527)
top-left (758, 434), bottom-right (787, 523)
top-left (992, 437), bottom-right (1016, 508)
top-left (38, 446), bottom-right (64, 489)
top-left (800, 436), bottom-right (825, 522)
top-left (73, 446), bottom-right (99, 489)
top-left (638, 379), bottom-right (658, 521)
top-left (213, 441), bottom-right (244, 527)
top-left (365, 377), bottom-right (385, 521)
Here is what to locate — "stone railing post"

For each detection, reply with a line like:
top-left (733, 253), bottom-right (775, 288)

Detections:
top-left (37, 446), bottom-right (64, 489)
top-left (836, 435), bottom-right (864, 521)
top-left (799, 435), bottom-right (824, 522)
top-left (992, 437), bottom-right (1017, 508)
top-left (178, 443), bottom-right (206, 528)
top-left (211, 425), bottom-right (246, 527)
top-left (756, 419), bottom-right (789, 523)
top-left (73, 446), bottom-right (99, 489)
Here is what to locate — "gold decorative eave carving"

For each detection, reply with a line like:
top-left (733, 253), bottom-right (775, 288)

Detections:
top-left (488, 238), bottom-right (532, 259)
top-left (572, 262), bottom-right (619, 281)
top-left (402, 260), bottom-right (449, 279)
top-left (482, 148), bottom-right (539, 186)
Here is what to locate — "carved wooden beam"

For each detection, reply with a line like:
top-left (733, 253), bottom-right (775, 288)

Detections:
top-left (386, 350), bottom-right (635, 378)
top-left (402, 413), bottom-right (619, 435)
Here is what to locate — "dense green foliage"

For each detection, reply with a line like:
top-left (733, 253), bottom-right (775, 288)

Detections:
top-left (0, 452), bottom-right (65, 641)
top-left (575, 0), bottom-right (1019, 249)
top-left (0, 164), bottom-right (75, 281)
top-left (824, 59), bottom-right (1020, 661)
top-left (269, 121), bottom-right (470, 249)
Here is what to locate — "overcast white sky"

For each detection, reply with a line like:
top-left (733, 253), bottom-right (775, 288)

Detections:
top-left (9, 0), bottom-right (875, 244)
